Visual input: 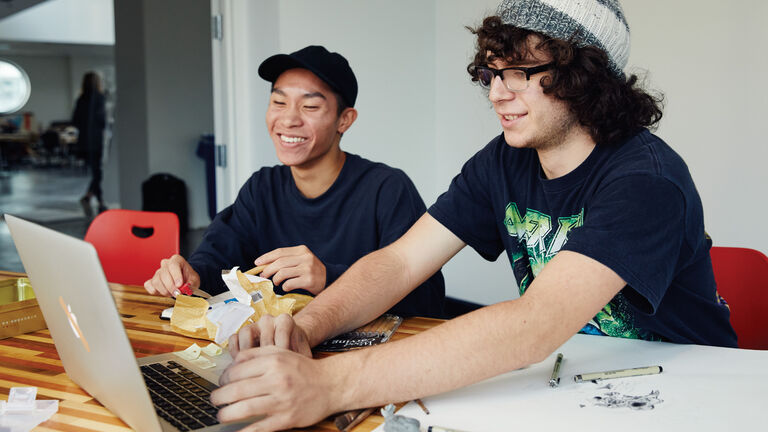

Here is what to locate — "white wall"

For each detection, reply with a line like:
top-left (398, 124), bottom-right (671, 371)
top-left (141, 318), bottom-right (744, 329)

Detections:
top-left (144, 0), bottom-right (213, 229)
top-left (0, 0), bottom-right (114, 45)
top-left (276, 1), bottom-right (438, 202)
top-left (113, 0), bottom-right (213, 229)
top-left (231, 0), bottom-right (768, 305)
top-left (623, 1), bottom-right (768, 255)
top-left (1, 54), bottom-right (72, 128)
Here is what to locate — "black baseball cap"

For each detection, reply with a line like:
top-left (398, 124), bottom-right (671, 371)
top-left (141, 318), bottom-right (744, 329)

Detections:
top-left (258, 45), bottom-right (358, 108)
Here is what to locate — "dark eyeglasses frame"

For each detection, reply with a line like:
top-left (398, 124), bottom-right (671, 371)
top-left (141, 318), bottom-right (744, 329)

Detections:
top-left (474, 63), bottom-right (554, 91)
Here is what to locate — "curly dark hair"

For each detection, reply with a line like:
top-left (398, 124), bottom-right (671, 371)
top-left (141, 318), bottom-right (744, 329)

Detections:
top-left (467, 16), bottom-right (663, 146)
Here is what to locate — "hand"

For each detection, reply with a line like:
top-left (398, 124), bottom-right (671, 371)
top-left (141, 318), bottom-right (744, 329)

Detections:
top-left (256, 245), bottom-right (327, 294)
top-left (228, 313), bottom-right (312, 359)
top-left (143, 254), bottom-right (200, 297)
top-left (211, 346), bottom-right (339, 431)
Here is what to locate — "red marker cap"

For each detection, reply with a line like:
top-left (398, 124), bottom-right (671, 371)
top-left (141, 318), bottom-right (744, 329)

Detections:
top-left (179, 282), bottom-right (193, 296)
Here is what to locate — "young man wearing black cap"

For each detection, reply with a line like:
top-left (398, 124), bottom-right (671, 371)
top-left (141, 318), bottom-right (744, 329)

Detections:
top-left (143, 45), bottom-right (445, 319)
top-left (210, 1), bottom-right (736, 429)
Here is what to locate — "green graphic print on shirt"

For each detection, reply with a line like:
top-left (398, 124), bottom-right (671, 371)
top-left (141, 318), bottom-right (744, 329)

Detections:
top-left (503, 202), bottom-right (654, 340)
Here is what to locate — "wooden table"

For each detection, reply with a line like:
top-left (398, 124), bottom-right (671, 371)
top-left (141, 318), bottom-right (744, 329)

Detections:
top-left (0, 271), bottom-right (441, 431)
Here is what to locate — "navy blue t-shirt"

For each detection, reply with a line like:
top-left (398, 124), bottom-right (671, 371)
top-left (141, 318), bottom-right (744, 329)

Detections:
top-left (189, 153), bottom-right (445, 318)
top-left (429, 129), bottom-right (736, 347)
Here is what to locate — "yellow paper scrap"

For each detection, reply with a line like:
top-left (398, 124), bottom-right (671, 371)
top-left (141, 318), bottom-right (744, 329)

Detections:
top-left (168, 269), bottom-right (315, 343)
top-left (235, 270), bottom-right (297, 320)
top-left (283, 293), bottom-right (313, 314)
top-left (170, 295), bottom-right (218, 340)
top-left (175, 343), bottom-right (202, 361)
top-left (202, 343), bottom-right (222, 357)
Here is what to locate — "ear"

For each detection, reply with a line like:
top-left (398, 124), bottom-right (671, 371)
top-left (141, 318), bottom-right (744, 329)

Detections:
top-left (336, 107), bottom-right (358, 134)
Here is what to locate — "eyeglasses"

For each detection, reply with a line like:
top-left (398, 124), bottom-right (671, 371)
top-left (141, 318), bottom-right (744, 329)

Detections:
top-left (472, 63), bottom-right (554, 92)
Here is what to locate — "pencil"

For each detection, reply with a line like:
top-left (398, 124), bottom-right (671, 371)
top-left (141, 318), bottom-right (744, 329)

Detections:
top-left (415, 398), bottom-right (430, 414)
top-left (334, 407), bottom-right (376, 431)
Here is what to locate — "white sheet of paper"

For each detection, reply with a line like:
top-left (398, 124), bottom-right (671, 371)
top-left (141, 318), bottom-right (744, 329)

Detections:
top-left (207, 301), bottom-right (255, 345)
top-left (373, 334), bottom-right (768, 432)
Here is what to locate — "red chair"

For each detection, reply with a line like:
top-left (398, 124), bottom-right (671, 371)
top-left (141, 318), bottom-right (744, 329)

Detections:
top-left (84, 209), bottom-right (180, 286)
top-left (710, 246), bottom-right (768, 350)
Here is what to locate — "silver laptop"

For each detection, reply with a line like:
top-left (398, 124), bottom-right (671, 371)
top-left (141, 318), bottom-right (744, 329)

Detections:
top-left (5, 214), bottom-right (254, 431)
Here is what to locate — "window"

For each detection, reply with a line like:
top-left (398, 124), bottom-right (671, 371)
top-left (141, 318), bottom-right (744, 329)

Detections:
top-left (0, 59), bottom-right (31, 114)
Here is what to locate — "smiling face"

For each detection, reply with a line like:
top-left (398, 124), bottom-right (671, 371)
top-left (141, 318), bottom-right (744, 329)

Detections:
top-left (265, 68), bottom-right (356, 170)
top-left (487, 39), bottom-right (581, 152)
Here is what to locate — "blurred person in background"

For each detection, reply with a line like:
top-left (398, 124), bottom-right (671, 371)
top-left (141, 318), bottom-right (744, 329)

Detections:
top-left (72, 71), bottom-right (107, 216)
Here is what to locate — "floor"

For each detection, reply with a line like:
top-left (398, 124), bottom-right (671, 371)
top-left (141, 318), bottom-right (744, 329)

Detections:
top-left (0, 165), bottom-right (204, 274)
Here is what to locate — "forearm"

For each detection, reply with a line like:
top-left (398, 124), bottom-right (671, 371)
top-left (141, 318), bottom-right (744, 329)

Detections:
top-left (327, 298), bottom-right (556, 410)
top-left (296, 246), bottom-right (414, 347)
top-left (326, 251), bottom-right (627, 410)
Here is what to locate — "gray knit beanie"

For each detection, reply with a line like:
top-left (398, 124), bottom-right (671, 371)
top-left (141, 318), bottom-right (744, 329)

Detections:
top-left (496, 0), bottom-right (630, 77)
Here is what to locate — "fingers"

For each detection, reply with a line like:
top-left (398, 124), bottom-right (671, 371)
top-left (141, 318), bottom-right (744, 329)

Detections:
top-left (259, 256), bottom-right (302, 280)
top-left (229, 315), bottom-right (309, 364)
top-left (142, 255), bottom-right (198, 297)
top-left (212, 348), bottom-right (327, 430)
top-left (212, 371), bottom-right (271, 409)
top-left (212, 381), bottom-right (296, 431)
top-left (229, 324), bottom-right (258, 359)
top-left (257, 316), bottom-right (275, 347)
top-left (219, 346), bottom-right (281, 387)
top-left (254, 246), bottom-right (326, 294)
top-left (273, 314), bottom-right (294, 350)
top-left (270, 264), bottom-right (302, 287)
top-left (215, 393), bottom-right (272, 424)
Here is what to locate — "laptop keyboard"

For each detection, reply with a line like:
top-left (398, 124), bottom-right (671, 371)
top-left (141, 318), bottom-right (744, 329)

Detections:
top-left (140, 360), bottom-right (220, 431)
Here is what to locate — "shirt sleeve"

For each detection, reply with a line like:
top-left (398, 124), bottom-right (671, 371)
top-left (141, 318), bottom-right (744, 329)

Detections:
top-left (562, 174), bottom-right (687, 314)
top-left (188, 175), bottom-right (262, 295)
top-left (428, 141), bottom-right (505, 262)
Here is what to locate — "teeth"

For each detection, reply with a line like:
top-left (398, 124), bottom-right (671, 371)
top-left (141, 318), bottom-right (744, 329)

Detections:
top-left (281, 135), bottom-right (306, 143)
top-left (504, 115), bottom-right (520, 121)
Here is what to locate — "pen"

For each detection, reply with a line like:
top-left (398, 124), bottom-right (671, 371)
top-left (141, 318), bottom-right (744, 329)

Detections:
top-left (426, 426), bottom-right (469, 432)
top-left (573, 365), bottom-right (663, 383)
top-left (549, 352), bottom-right (564, 387)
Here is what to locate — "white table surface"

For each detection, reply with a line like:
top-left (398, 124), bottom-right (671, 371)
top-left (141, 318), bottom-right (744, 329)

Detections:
top-left (376, 333), bottom-right (768, 432)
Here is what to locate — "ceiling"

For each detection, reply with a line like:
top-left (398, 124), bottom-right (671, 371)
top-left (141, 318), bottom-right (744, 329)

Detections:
top-left (0, 0), bottom-right (48, 20)
top-left (0, 0), bottom-right (112, 58)
top-left (0, 39), bottom-right (113, 57)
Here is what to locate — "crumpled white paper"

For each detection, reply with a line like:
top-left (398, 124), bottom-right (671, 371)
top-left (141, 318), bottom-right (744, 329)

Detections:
top-left (0, 387), bottom-right (59, 432)
top-left (221, 266), bottom-right (270, 305)
top-left (207, 301), bottom-right (256, 345)
top-left (204, 267), bottom-right (270, 344)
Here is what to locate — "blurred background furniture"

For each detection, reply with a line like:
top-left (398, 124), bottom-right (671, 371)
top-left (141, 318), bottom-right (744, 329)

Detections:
top-left (84, 209), bottom-right (179, 286)
top-left (710, 246), bottom-right (768, 350)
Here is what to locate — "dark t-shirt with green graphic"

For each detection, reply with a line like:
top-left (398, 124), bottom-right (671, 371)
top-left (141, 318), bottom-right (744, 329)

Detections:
top-left (428, 129), bottom-right (736, 347)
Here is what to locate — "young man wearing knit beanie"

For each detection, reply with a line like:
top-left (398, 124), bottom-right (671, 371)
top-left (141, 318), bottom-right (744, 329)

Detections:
top-left (211, 2), bottom-right (736, 429)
